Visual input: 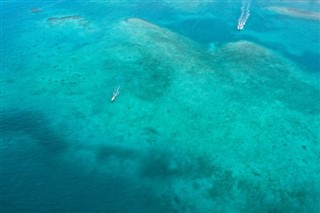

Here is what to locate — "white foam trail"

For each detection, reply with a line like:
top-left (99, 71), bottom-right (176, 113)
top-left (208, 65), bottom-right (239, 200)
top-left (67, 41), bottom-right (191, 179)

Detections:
top-left (237, 0), bottom-right (251, 31)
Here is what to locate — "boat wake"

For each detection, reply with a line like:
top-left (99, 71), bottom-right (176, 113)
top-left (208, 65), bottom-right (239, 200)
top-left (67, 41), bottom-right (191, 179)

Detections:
top-left (237, 0), bottom-right (251, 31)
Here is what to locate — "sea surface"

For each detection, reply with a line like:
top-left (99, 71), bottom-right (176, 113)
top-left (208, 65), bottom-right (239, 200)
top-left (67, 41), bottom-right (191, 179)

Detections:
top-left (1, 1), bottom-right (320, 212)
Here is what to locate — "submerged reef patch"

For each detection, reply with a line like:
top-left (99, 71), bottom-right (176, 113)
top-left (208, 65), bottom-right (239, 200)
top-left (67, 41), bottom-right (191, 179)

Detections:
top-left (47, 15), bottom-right (91, 30)
top-left (212, 40), bottom-right (320, 115)
top-left (31, 8), bottom-right (41, 13)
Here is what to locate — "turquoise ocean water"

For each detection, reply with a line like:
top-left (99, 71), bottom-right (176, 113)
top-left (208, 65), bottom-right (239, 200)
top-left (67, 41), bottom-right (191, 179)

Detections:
top-left (2, 1), bottom-right (320, 212)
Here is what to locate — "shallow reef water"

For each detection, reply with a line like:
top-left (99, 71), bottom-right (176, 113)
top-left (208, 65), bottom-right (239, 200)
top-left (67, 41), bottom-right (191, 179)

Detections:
top-left (2, 1), bottom-right (320, 212)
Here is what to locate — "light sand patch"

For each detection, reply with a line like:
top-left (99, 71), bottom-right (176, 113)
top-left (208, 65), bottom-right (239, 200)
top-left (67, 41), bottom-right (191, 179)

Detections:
top-left (266, 6), bottom-right (320, 20)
